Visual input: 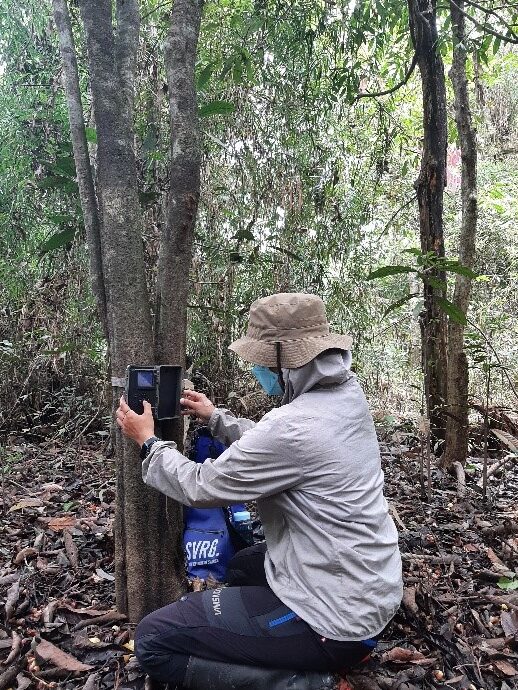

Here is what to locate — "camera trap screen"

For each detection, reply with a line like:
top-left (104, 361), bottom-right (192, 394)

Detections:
top-left (137, 370), bottom-right (154, 388)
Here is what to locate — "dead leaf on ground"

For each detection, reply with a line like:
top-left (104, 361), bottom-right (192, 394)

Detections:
top-left (491, 429), bottom-right (518, 454)
top-left (15, 673), bottom-right (31, 690)
top-left (8, 498), bottom-right (43, 512)
top-left (14, 547), bottom-right (38, 565)
top-left (501, 610), bottom-right (518, 637)
top-left (493, 659), bottom-right (517, 677)
top-left (41, 515), bottom-right (77, 531)
top-left (380, 646), bottom-right (436, 665)
top-left (4, 578), bottom-right (20, 620)
top-left (95, 567), bottom-right (114, 581)
top-left (35, 638), bottom-right (94, 672)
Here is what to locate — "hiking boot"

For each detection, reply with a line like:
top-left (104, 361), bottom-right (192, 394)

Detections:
top-left (181, 655), bottom-right (341, 689)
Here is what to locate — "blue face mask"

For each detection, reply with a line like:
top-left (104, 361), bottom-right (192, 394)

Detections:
top-left (252, 365), bottom-right (284, 396)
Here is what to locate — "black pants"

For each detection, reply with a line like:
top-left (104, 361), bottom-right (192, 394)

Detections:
top-left (135, 543), bottom-right (377, 684)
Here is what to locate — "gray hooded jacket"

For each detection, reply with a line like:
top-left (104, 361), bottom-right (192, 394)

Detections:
top-left (141, 351), bottom-right (403, 641)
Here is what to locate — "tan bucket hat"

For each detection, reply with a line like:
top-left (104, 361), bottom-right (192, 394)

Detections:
top-left (229, 293), bottom-right (353, 369)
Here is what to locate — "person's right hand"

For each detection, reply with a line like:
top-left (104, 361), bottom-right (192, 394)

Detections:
top-left (180, 389), bottom-right (216, 422)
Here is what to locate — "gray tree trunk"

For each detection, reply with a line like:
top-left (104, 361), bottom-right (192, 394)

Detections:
top-left (442, 0), bottom-right (478, 470)
top-left (156, 0), bottom-right (204, 367)
top-left (77, 0), bottom-right (184, 622)
top-left (155, 0), bottom-right (205, 463)
top-left (408, 0), bottom-right (449, 440)
top-left (51, 0), bottom-right (108, 339)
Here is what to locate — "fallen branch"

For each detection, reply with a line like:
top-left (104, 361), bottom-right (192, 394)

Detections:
top-left (4, 630), bottom-right (22, 666)
top-left (453, 461), bottom-right (466, 498)
top-left (0, 663), bottom-right (22, 690)
top-left (401, 553), bottom-right (462, 565)
top-left (389, 503), bottom-right (407, 531)
top-left (477, 453), bottom-right (517, 486)
top-left (72, 611), bottom-right (127, 631)
top-left (402, 586), bottom-right (418, 614)
top-left (482, 522), bottom-right (518, 538)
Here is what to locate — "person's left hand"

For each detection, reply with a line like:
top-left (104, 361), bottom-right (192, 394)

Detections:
top-left (116, 395), bottom-right (155, 447)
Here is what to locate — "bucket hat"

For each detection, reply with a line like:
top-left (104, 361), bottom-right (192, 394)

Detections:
top-left (229, 293), bottom-right (353, 369)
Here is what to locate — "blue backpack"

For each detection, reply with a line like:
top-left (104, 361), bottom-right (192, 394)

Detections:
top-left (183, 427), bottom-right (248, 581)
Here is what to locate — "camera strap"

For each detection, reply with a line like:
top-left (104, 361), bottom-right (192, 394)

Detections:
top-left (111, 376), bottom-right (126, 388)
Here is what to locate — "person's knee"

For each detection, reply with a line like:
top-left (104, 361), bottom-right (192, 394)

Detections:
top-left (135, 612), bottom-right (189, 684)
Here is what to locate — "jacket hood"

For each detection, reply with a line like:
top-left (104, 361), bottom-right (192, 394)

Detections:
top-left (281, 349), bottom-right (353, 404)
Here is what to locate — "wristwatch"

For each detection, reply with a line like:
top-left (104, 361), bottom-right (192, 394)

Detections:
top-left (140, 435), bottom-right (160, 460)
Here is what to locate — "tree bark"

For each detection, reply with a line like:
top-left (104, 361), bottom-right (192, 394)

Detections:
top-left (51, 0), bottom-right (108, 339)
top-left (78, 0), bottom-right (182, 622)
top-left (442, 0), bottom-right (478, 470)
top-left (156, 0), bottom-right (204, 369)
top-left (408, 0), bottom-right (448, 440)
top-left (150, 0), bottom-right (206, 603)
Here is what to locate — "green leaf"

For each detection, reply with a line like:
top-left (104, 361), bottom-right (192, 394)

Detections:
top-left (37, 176), bottom-right (78, 196)
top-left (229, 251), bottom-right (244, 263)
top-left (48, 213), bottom-right (75, 225)
top-left (233, 227), bottom-right (255, 242)
top-left (443, 261), bottom-right (478, 279)
top-left (199, 100), bottom-right (235, 117)
top-left (197, 63), bottom-right (213, 90)
top-left (85, 127), bottom-right (97, 143)
top-left (367, 265), bottom-right (416, 280)
top-left (437, 297), bottom-right (467, 325)
top-left (383, 292), bottom-right (420, 317)
top-left (40, 227), bottom-right (77, 253)
top-left (402, 247), bottom-right (422, 256)
top-left (37, 175), bottom-right (69, 189)
top-left (53, 155), bottom-right (76, 179)
top-left (232, 57), bottom-right (243, 84)
top-left (497, 576), bottom-right (518, 590)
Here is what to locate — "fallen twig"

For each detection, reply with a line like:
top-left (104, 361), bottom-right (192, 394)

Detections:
top-left (4, 630), bottom-right (22, 666)
top-left (452, 461), bottom-right (466, 499)
top-left (0, 663), bottom-right (22, 690)
top-left (401, 553), bottom-right (462, 565)
top-left (72, 611), bottom-right (127, 631)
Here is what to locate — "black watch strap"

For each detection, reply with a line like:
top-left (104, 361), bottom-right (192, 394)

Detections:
top-left (140, 435), bottom-right (160, 460)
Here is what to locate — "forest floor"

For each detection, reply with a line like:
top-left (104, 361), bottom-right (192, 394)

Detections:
top-left (0, 425), bottom-right (517, 690)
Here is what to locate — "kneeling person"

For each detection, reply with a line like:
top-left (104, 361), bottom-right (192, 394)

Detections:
top-left (116, 293), bottom-right (403, 689)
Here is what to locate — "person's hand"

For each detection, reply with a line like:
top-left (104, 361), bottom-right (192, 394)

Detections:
top-left (116, 395), bottom-right (155, 446)
top-left (180, 389), bottom-right (215, 422)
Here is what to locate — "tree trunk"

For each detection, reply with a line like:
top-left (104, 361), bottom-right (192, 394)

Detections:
top-left (441, 0), bottom-right (478, 470)
top-left (77, 0), bottom-right (184, 622)
top-left (51, 0), bottom-right (108, 339)
top-left (152, 0), bottom-right (207, 601)
top-left (156, 0), bottom-right (204, 369)
top-left (408, 0), bottom-right (448, 440)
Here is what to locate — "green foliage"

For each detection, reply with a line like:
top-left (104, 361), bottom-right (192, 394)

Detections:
top-left (497, 576), bottom-right (518, 590)
top-left (0, 0), bottom-right (517, 432)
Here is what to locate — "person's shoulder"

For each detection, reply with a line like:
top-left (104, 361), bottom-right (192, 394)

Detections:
top-left (259, 401), bottom-right (319, 432)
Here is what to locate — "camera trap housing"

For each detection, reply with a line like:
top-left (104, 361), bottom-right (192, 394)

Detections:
top-left (125, 365), bottom-right (183, 420)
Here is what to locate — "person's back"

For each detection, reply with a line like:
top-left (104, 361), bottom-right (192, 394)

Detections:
top-left (211, 350), bottom-right (402, 641)
top-left (258, 356), bottom-right (402, 641)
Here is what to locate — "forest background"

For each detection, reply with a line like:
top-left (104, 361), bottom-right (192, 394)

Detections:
top-left (0, 0), bottom-right (516, 448)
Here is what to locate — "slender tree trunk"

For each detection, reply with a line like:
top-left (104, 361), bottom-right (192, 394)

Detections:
top-left (154, 4), bottom-right (205, 543)
top-left (51, 0), bottom-right (108, 339)
top-left (156, 0), bottom-right (204, 371)
top-left (408, 0), bottom-right (448, 439)
top-left (77, 0), bottom-right (182, 622)
top-left (442, 0), bottom-right (478, 470)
